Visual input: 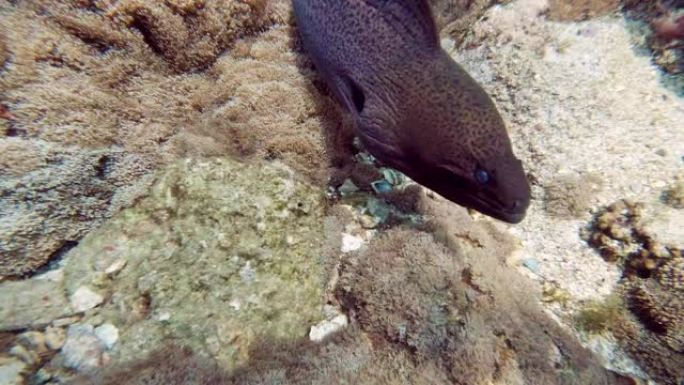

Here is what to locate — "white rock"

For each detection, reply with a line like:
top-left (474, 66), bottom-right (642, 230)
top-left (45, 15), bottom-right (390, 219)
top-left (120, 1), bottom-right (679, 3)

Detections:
top-left (70, 286), bottom-right (104, 312)
top-left (94, 323), bottom-right (119, 350)
top-left (156, 311), bottom-right (171, 322)
top-left (309, 314), bottom-right (348, 342)
top-left (0, 357), bottom-right (26, 385)
top-left (104, 259), bottom-right (127, 276)
top-left (60, 324), bottom-right (105, 371)
top-left (229, 299), bottom-right (241, 311)
top-left (341, 233), bottom-right (363, 253)
top-left (239, 261), bottom-right (256, 283)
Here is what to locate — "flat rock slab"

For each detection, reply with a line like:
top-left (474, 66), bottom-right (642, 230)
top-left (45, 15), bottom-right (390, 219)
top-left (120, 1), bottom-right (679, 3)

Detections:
top-left (0, 279), bottom-right (74, 332)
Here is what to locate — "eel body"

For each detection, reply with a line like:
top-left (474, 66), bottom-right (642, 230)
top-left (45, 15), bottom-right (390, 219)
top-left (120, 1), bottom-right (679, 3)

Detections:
top-left (293, 0), bottom-right (531, 223)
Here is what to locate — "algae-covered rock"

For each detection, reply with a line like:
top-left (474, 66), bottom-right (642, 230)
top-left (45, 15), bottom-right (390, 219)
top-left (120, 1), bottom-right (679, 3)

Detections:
top-left (0, 0), bottom-right (320, 278)
top-left (0, 279), bottom-right (74, 332)
top-left (63, 157), bottom-right (327, 369)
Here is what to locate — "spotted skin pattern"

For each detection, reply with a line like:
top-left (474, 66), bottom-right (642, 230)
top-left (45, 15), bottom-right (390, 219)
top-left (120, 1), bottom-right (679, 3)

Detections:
top-left (293, 0), bottom-right (531, 223)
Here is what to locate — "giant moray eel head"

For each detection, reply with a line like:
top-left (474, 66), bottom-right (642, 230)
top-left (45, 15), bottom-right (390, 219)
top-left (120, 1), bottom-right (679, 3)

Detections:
top-left (357, 52), bottom-right (532, 224)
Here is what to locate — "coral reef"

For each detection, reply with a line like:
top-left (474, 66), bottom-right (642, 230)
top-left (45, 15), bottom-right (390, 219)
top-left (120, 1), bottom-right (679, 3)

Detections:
top-left (584, 199), bottom-right (675, 276)
top-left (615, 255), bottom-right (684, 385)
top-left (584, 199), bottom-right (684, 384)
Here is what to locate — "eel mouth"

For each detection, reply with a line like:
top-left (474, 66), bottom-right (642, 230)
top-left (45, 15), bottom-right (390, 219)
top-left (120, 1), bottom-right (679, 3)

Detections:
top-left (464, 194), bottom-right (529, 224)
top-left (430, 187), bottom-right (529, 224)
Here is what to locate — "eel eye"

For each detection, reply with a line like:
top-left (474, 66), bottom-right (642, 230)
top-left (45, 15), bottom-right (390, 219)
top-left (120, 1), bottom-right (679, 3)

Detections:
top-left (474, 169), bottom-right (490, 184)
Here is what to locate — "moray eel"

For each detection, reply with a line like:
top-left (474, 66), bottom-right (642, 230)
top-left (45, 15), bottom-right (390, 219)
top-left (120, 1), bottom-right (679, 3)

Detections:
top-left (293, 0), bottom-right (531, 223)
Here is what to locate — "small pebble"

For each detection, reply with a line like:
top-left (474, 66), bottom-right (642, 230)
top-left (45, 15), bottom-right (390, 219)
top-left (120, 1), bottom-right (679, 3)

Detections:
top-left (522, 258), bottom-right (540, 274)
top-left (94, 323), bottom-right (119, 350)
top-left (381, 168), bottom-right (405, 186)
top-left (33, 368), bottom-right (53, 384)
top-left (341, 233), bottom-right (364, 253)
top-left (156, 311), bottom-right (171, 322)
top-left (338, 179), bottom-right (359, 196)
top-left (309, 314), bottom-right (348, 342)
top-left (104, 259), bottom-right (127, 276)
top-left (70, 286), bottom-right (104, 312)
top-left (285, 235), bottom-right (296, 245)
top-left (359, 214), bottom-right (379, 229)
top-left (366, 197), bottom-right (391, 223)
top-left (370, 180), bottom-right (393, 194)
top-left (228, 299), bottom-right (241, 311)
top-left (60, 324), bottom-right (105, 371)
top-left (239, 262), bottom-right (256, 283)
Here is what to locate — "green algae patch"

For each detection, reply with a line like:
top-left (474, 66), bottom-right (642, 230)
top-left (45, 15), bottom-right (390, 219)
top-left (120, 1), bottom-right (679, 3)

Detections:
top-left (63, 157), bottom-right (327, 369)
top-left (574, 295), bottom-right (624, 334)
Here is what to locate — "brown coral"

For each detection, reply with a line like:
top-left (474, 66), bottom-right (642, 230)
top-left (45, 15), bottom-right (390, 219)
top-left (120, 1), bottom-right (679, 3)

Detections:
top-left (584, 199), bottom-right (684, 384)
top-left (615, 256), bottom-right (684, 385)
